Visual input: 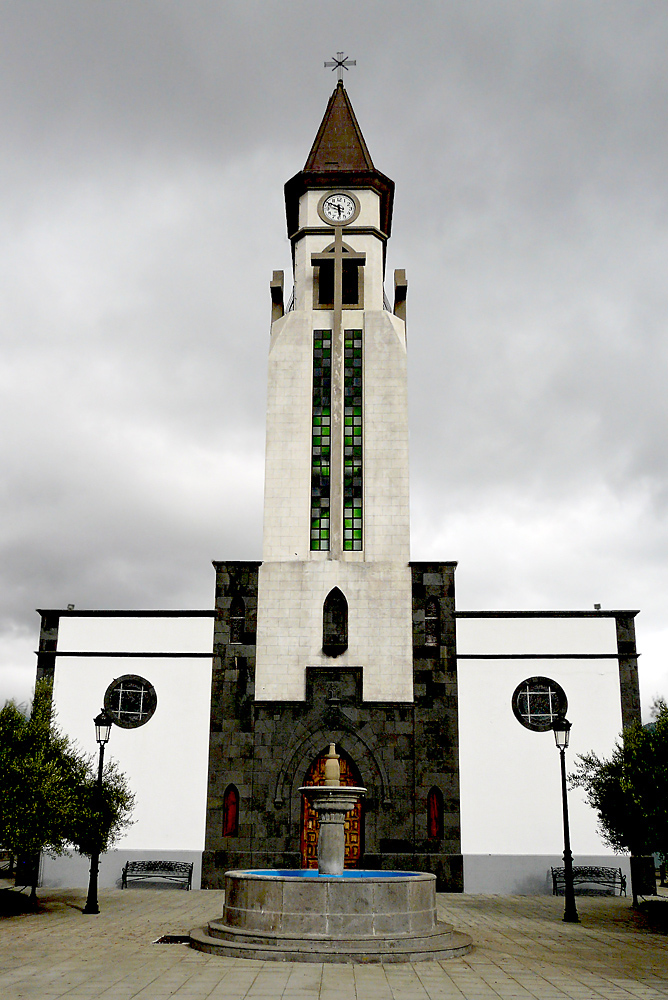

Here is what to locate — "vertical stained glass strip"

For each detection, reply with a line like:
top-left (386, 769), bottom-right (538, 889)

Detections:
top-left (344, 329), bottom-right (363, 551)
top-left (311, 330), bottom-right (331, 550)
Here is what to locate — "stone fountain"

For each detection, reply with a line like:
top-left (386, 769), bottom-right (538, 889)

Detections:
top-left (190, 744), bottom-right (472, 962)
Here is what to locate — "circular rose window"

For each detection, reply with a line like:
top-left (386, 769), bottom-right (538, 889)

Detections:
top-left (104, 675), bottom-right (157, 729)
top-left (512, 676), bottom-right (567, 732)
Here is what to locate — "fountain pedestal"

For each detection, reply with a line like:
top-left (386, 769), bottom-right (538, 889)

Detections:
top-left (299, 784), bottom-right (366, 875)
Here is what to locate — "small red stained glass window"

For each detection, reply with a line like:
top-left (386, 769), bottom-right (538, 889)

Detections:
top-left (222, 784), bottom-right (239, 837)
top-left (427, 786), bottom-right (444, 840)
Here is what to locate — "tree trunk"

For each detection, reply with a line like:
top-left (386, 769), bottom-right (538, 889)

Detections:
top-left (630, 855), bottom-right (656, 907)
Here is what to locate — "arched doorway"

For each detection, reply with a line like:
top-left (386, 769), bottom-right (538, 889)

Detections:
top-left (300, 747), bottom-right (364, 869)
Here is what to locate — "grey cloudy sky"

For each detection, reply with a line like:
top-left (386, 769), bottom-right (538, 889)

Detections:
top-left (1, 0), bottom-right (666, 718)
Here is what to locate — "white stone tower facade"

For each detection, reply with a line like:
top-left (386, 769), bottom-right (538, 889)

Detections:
top-left (256, 82), bottom-right (413, 702)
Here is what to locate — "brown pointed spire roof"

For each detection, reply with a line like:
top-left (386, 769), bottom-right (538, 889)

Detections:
top-left (284, 82), bottom-right (394, 239)
top-left (304, 80), bottom-right (375, 172)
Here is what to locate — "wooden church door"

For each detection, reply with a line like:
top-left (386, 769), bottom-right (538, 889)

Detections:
top-left (300, 748), bottom-right (363, 869)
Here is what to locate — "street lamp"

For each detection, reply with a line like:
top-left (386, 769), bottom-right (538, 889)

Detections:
top-left (552, 714), bottom-right (579, 923)
top-left (83, 709), bottom-right (113, 915)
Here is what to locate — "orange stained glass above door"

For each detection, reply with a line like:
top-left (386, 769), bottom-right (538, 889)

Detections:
top-left (300, 748), bottom-right (363, 869)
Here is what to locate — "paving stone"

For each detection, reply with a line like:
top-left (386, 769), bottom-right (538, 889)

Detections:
top-left (0, 888), bottom-right (667, 998)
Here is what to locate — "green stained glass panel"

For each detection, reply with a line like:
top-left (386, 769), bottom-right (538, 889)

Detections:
top-left (343, 330), bottom-right (363, 550)
top-left (311, 330), bottom-right (332, 551)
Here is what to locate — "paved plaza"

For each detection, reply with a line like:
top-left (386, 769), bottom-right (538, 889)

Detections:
top-left (0, 887), bottom-right (667, 999)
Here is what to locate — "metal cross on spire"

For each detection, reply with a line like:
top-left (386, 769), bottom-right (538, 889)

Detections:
top-left (324, 52), bottom-right (356, 83)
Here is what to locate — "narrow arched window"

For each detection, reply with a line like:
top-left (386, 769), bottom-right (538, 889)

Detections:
top-left (222, 784), bottom-right (239, 837)
top-left (229, 597), bottom-right (245, 645)
top-left (323, 587), bottom-right (348, 656)
top-left (425, 598), bottom-right (440, 647)
top-left (427, 787), bottom-right (444, 840)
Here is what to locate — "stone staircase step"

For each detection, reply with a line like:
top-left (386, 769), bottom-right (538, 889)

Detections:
top-left (189, 922), bottom-right (472, 963)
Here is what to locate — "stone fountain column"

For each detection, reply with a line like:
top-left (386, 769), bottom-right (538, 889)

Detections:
top-left (299, 743), bottom-right (366, 875)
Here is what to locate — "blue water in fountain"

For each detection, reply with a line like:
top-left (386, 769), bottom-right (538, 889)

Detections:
top-left (245, 870), bottom-right (415, 878)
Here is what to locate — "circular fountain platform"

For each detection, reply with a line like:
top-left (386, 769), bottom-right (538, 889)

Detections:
top-left (190, 869), bottom-right (472, 963)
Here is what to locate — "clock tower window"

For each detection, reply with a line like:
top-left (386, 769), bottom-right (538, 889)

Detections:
top-left (312, 244), bottom-right (365, 310)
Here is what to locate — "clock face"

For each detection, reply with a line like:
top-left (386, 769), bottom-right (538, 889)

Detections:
top-left (322, 192), bottom-right (357, 224)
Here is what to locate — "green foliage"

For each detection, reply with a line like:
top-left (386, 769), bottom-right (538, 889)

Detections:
top-left (0, 679), bottom-right (134, 862)
top-left (65, 759), bottom-right (135, 857)
top-left (571, 698), bottom-right (668, 861)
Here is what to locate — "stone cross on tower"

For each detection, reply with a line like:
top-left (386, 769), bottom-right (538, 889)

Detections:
top-left (324, 52), bottom-right (356, 83)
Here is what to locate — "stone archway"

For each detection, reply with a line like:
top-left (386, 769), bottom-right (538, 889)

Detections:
top-left (300, 747), bottom-right (363, 869)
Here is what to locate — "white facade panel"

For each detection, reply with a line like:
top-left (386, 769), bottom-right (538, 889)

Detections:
top-left (52, 653), bottom-right (212, 850)
top-left (256, 560), bottom-right (413, 702)
top-left (262, 310), bottom-right (314, 562)
top-left (458, 654), bottom-right (623, 856)
top-left (363, 310), bottom-right (410, 562)
top-left (456, 615), bottom-right (618, 656)
top-left (57, 615), bottom-right (214, 654)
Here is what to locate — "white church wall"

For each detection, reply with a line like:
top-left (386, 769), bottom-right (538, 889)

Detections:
top-left (56, 615), bottom-right (214, 653)
top-left (457, 615), bottom-right (618, 656)
top-left (41, 616), bottom-right (213, 889)
top-left (457, 615), bottom-right (627, 893)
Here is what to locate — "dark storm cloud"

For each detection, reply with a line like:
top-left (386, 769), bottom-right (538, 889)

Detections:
top-left (1, 1), bottom-right (667, 713)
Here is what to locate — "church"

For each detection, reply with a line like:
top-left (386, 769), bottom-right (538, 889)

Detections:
top-left (36, 76), bottom-right (641, 895)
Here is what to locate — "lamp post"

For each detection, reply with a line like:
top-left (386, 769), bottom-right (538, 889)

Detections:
top-left (83, 709), bottom-right (113, 915)
top-left (552, 714), bottom-right (579, 923)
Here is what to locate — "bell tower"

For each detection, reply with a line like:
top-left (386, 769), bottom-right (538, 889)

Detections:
top-left (256, 80), bottom-right (413, 702)
top-left (206, 74), bottom-right (462, 888)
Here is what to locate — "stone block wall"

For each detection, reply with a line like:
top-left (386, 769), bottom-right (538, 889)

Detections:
top-left (204, 561), bottom-right (260, 887)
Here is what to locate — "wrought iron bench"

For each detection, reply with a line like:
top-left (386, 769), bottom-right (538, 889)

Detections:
top-left (551, 865), bottom-right (626, 896)
top-left (121, 860), bottom-right (193, 890)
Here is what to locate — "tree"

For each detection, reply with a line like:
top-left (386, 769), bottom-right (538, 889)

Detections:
top-left (65, 760), bottom-right (135, 858)
top-left (0, 679), bottom-right (134, 904)
top-left (571, 698), bottom-right (668, 906)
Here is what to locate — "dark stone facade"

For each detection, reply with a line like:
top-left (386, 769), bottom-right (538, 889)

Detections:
top-left (36, 611), bottom-right (59, 684)
top-left (202, 560), bottom-right (463, 892)
top-left (615, 614), bottom-right (641, 729)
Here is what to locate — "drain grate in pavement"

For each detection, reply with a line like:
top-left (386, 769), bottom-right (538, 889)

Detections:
top-left (154, 934), bottom-right (191, 944)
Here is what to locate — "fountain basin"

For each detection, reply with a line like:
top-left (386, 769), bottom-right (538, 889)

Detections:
top-left (190, 869), bottom-right (472, 963)
top-left (224, 869), bottom-right (436, 936)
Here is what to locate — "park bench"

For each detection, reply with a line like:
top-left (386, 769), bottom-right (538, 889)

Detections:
top-left (551, 865), bottom-right (626, 896)
top-left (121, 860), bottom-right (193, 890)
